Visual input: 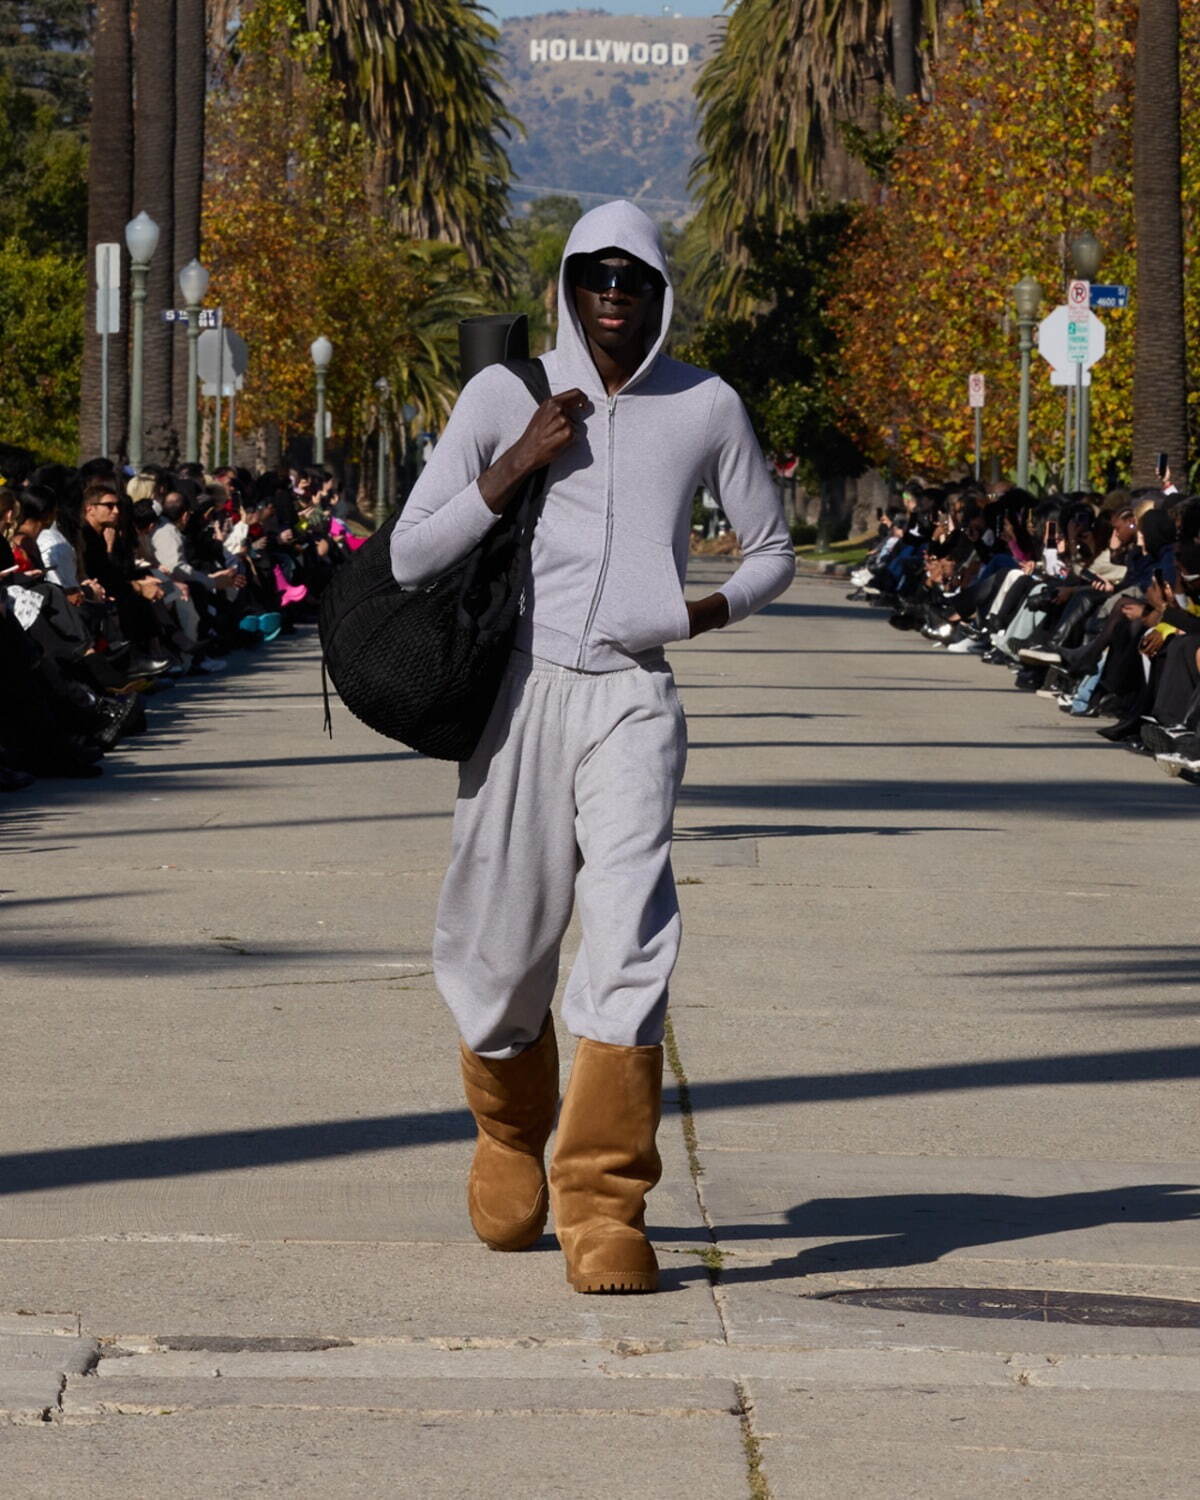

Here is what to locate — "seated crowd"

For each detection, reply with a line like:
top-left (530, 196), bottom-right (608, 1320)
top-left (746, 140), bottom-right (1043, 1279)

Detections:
top-left (0, 459), bottom-right (368, 789)
top-left (847, 478), bottom-right (1200, 780)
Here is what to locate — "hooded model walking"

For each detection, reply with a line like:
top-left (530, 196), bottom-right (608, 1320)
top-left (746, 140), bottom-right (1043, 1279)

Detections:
top-left (391, 201), bottom-right (795, 1292)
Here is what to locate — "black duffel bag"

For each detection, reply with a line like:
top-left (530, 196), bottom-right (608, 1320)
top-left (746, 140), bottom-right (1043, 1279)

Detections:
top-left (318, 356), bottom-right (550, 760)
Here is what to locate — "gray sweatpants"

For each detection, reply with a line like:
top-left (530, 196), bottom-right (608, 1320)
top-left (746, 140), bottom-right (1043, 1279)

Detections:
top-left (434, 651), bottom-right (688, 1059)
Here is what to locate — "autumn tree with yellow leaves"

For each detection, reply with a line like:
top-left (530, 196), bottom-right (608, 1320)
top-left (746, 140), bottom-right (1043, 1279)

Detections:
top-left (203, 0), bottom-right (485, 464)
top-left (831, 0), bottom-right (1200, 484)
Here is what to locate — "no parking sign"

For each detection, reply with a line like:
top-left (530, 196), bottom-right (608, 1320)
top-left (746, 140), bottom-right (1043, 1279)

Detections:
top-left (968, 372), bottom-right (986, 408)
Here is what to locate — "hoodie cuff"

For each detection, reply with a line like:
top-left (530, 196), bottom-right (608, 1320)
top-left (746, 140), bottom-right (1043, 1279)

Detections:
top-left (716, 579), bottom-right (753, 625)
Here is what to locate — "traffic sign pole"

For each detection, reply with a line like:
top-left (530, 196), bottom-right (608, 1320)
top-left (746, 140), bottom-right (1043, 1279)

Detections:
top-left (100, 253), bottom-right (110, 462)
top-left (95, 243), bottom-right (121, 462)
top-left (1067, 281), bottom-right (1090, 490)
top-left (214, 329), bottom-right (225, 470)
top-left (968, 373), bottom-right (986, 482)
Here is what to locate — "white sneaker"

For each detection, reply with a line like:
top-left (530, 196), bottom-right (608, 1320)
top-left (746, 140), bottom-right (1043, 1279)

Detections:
top-left (1157, 752), bottom-right (1200, 773)
top-left (947, 637), bottom-right (985, 654)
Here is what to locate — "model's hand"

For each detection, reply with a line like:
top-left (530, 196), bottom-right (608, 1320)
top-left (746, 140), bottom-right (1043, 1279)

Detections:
top-left (514, 390), bottom-right (587, 471)
top-left (479, 389), bottom-right (589, 515)
top-left (686, 593), bottom-right (731, 638)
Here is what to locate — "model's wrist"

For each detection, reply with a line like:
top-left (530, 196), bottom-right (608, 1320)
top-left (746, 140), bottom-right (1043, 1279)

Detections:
top-left (687, 592), bottom-right (731, 638)
top-left (479, 445), bottom-right (535, 514)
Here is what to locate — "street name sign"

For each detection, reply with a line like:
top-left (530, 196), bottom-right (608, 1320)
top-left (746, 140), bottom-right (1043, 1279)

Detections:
top-left (1090, 284), bottom-right (1130, 310)
top-left (968, 372), bottom-right (986, 408)
top-left (162, 308), bottom-right (222, 329)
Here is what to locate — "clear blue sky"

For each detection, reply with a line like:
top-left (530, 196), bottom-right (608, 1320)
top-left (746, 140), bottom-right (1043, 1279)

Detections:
top-left (486, 3), bottom-right (722, 17)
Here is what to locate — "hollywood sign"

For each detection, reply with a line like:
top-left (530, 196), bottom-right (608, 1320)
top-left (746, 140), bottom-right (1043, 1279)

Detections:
top-left (529, 37), bottom-right (691, 67)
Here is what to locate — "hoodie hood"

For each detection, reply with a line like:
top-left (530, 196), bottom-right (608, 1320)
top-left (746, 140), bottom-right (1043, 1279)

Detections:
top-left (555, 199), bottom-right (673, 398)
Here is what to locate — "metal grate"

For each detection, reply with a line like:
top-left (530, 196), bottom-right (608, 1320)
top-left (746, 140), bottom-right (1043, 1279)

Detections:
top-left (820, 1286), bottom-right (1200, 1329)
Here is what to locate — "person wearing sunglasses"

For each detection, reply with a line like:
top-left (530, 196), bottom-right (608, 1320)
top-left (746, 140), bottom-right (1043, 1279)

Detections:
top-left (391, 198), bottom-right (794, 1296)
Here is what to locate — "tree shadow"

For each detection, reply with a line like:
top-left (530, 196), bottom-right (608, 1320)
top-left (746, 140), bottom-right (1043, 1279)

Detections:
top-left (679, 775), bottom-right (1189, 821)
top-left (656, 1183), bottom-right (1200, 1286)
top-left (674, 822), bottom-right (997, 841)
top-left (950, 944), bottom-right (1200, 993)
top-left (5, 1043), bottom-right (1200, 1198)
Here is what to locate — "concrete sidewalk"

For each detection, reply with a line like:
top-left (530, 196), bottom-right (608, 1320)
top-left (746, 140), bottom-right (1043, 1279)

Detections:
top-left (2, 566), bottom-right (1199, 1497)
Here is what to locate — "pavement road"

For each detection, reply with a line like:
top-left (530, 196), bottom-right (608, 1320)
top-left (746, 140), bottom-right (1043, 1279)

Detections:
top-left (2, 563), bottom-right (1199, 1497)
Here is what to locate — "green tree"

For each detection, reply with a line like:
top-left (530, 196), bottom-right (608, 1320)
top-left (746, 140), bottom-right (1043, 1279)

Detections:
top-left (682, 209), bottom-right (864, 502)
top-left (0, 1), bottom-right (92, 126)
top-left (504, 195), bottom-right (581, 350)
top-left (302, 0), bottom-right (517, 276)
top-left (0, 71), bottom-right (88, 257)
top-left (204, 0), bottom-right (486, 458)
top-left (0, 23), bottom-right (88, 464)
top-left (690, 0), bottom-right (940, 298)
top-left (0, 237), bottom-right (86, 463)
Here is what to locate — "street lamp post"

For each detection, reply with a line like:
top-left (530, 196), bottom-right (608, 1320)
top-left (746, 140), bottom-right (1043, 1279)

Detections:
top-left (124, 211), bottom-right (160, 471)
top-left (1069, 231), bottom-right (1102, 492)
top-left (311, 336), bottom-right (333, 466)
top-left (1013, 276), bottom-right (1042, 490)
top-left (178, 258), bottom-right (210, 465)
top-left (374, 376), bottom-right (390, 528)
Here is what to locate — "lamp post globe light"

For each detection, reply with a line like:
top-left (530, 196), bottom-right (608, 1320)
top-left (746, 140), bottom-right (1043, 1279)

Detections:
top-left (311, 336), bottom-right (333, 465)
top-left (178, 259), bottom-right (210, 464)
top-left (1012, 275), bottom-right (1042, 490)
top-left (1069, 229), bottom-right (1102, 283)
top-left (124, 211), bottom-right (160, 470)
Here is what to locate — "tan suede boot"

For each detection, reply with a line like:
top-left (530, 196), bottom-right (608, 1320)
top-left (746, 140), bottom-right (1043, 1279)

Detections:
top-left (459, 1017), bottom-right (559, 1251)
top-left (549, 1037), bottom-right (663, 1293)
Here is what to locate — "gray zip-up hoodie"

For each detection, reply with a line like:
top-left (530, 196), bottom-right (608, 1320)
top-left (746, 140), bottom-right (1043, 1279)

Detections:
top-left (390, 199), bottom-right (796, 671)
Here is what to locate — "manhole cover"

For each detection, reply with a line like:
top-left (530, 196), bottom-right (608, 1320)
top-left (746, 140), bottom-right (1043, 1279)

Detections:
top-left (820, 1287), bottom-right (1200, 1329)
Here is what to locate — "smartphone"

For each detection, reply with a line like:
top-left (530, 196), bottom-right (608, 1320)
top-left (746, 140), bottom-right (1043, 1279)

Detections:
top-left (1046, 520), bottom-right (1058, 546)
top-left (1157, 451), bottom-right (1169, 480)
top-left (1153, 567), bottom-right (1166, 592)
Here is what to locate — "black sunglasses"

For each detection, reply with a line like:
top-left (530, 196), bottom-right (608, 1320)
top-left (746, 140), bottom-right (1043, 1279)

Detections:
top-left (572, 259), bottom-right (659, 298)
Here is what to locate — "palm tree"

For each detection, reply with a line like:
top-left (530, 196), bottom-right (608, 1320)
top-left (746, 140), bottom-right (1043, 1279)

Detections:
top-left (132, 0), bottom-right (177, 462)
top-left (172, 0), bottom-right (207, 454)
top-left (892, 0), bottom-right (918, 100)
top-left (1131, 0), bottom-right (1187, 486)
top-left (304, 0), bottom-right (516, 275)
top-left (691, 0), bottom-right (940, 297)
top-left (80, 0), bottom-right (132, 460)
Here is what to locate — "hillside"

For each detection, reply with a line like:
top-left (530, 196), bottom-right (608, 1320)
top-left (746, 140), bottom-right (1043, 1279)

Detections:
top-left (499, 10), bottom-right (720, 220)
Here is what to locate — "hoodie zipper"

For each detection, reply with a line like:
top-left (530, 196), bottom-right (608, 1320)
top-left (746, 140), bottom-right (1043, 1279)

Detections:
top-left (576, 393), bottom-right (617, 667)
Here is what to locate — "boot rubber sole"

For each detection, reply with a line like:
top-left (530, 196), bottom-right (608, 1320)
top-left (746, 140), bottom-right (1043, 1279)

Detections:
top-left (568, 1269), bottom-right (658, 1294)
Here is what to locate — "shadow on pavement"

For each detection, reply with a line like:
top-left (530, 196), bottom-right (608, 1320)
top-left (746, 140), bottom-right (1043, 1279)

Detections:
top-left (679, 776), bottom-right (1190, 821)
top-left (656, 1183), bottom-right (1200, 1286)
top-left (675, 822), bottom-right (997, 840)
top-left (952, 943), bottom-right (1200, 994)
top-left (4, 1043), bottom-right (1199, 1197)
